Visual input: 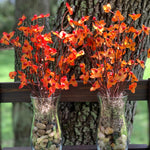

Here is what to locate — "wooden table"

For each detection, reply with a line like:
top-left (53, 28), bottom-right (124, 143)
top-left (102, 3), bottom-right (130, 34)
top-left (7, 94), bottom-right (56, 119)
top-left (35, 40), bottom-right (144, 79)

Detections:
top-left (2, 144), bottom-right (150, 150)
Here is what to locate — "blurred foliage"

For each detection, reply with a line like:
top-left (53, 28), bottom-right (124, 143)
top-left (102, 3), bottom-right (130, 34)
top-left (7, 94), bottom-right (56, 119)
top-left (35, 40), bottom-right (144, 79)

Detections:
top-left (0, 1), bottom-right (15, 36)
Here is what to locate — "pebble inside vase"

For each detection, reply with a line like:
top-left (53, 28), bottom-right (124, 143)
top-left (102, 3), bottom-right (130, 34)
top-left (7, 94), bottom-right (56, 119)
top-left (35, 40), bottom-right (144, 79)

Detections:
top-left (97, 94), bottom-right (128, 150)
top-left (30, 95), bottom-right (62, 150)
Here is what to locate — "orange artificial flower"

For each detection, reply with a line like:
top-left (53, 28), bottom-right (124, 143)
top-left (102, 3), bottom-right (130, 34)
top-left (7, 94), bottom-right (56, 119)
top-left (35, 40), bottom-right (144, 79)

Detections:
top-left (90, 68), bottom-right (101, 78)
top-left (31, 65), bottom-right (38, 73)
top-left (49, 78), bottom-right (60, 89)
top-left (67, 15), bottom-right (75, 28)
top-left (103, 4), bottom-right (111, 13)
top-left (0, 31), bottom-right (15, 45)
top-left (128, 39), bottom-right (136, 51)
top-left (11, 36), bottom-right (21, 47)
top-left (112, 10), bottom-right (124, 22)
top-left (69, 74), bottom-right (78, 87)
top-left (129, 14), bottom-right (141, 21)
top-left (52, 31), bottom-right (67, 39)
top-left (115, 69), bottom-right (127, 82)
top-left (18, 15), bottom-right (26, 26)
top-left (18, 71), bottom-right (27, 89)
top-left (119, 22), bottom-right (127, 33)
top-left (21, 60), bottom-right (31, 70)
top-left (31, 14), bottom-right (50, 21)
top-left (44, 33), bottom-right (53, 43)
top-left (66, 2), bottom-right (73, 15)
top-left (80, 63), bottom-right (86, 73)
top-left (78, 16), bottom-right (90, 25)
top-left (107, 76), bottom-right (117, 89)
top-left (142, 25), bottom-right (150, 35)
top-left (133, 29), bottom-right (142, 39)
top-left (80, 72), bottom-right (89, 84)
top-left (22, 40), bottom-right (33, 53)
top-left (90, 81), bottom-right (100, 91)
top-left (147, 48), bottom-right (150, 58)
top-left (131, 73), bottom-right (138, 82)
top-left (136, 59), bottom-right (145, 69)
top-left (60, 76), bottom-right (69, 90)
top-left (76, 50), bottom-right (85, 58)
top-left (9, 71), bottom-right (17, 79)
top-left (48, 87), bottom-right (56, 96)
top-left (129, 82), bottom-right (137, 93)
top-left (17, 26), bottom-right (30, 37)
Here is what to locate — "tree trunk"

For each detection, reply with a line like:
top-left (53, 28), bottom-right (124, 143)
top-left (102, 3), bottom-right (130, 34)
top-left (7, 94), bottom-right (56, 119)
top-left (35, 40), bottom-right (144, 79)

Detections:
top-left (13, 0), bottom-right (50, 146)
top-left (53, 0), bottom-right (150, 145)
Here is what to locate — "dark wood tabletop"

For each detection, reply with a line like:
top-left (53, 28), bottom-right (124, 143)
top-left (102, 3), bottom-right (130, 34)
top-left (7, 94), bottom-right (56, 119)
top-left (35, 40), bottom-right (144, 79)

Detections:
top-left (2, 144), bottom-right (150, 150)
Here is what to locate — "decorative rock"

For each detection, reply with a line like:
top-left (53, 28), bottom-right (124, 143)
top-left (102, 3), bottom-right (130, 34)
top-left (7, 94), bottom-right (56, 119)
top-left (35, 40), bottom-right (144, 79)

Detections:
top-left (49, 131), bottom-right (55, 138)
top-left (37, 135), bottom-right (48, 143)
top-left (98, 132), bottom-right (105, 140)
top-left (105, 127), bottom-right (114, 135)
top-left (42, 120), bottom-right (48, 125)
top-left (50, 144), bottom-right (56, 150)
top-left (40, 142), bottom-right (47, 148)
top-left (36, 123), bottom-right (46, 129)
top-left (53, 138), bottom-right (60, 144)
top-left (34, 145), bottom-right (40, 150)
top-left (37, 129), bottom-right (46, 136)
top-left (46, 130), bottom-right (52, 134)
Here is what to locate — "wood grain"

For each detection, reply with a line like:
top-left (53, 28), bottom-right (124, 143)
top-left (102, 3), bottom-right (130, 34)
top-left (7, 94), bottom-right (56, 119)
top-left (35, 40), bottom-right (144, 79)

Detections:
top-left (0, 80), bottom-right (149, 103)
top-left (2, 144), bottom-right (150, 150)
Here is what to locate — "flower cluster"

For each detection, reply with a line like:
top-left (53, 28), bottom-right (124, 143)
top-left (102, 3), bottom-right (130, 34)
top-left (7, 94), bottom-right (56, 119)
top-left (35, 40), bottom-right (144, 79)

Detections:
top-left (60, 3), bottom-right (150, 97)
top-left (1, 3), bottom-right (150, 98)
top-left (0, 10), bottom-right (84, 98)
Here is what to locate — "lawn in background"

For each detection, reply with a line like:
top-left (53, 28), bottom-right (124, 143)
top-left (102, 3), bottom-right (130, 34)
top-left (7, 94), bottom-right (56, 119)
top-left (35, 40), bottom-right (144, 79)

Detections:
top-left (130, 59), bottom-right (150, 144)
top-left (0, 49), bottom-right (14, 148)
top-left (0, 49), bottom-right (150, 147)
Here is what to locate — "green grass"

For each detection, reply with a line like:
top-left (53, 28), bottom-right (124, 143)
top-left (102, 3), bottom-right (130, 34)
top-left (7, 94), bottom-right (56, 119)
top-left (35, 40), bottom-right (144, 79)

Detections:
top-left (130, 59), bottom-right (150, 144)
top-left (0, 49), bottom-right (15, 82)
top-left (0, 49), bottom-right (14, 148)
top-left (0, 49), bottom-right (150, 147)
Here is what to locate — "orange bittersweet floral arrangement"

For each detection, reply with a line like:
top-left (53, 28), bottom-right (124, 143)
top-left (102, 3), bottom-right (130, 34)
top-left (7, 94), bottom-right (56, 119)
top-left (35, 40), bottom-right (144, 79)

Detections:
top-left (0, 12), bottom-right (84, 98)
top-left (0, 5), bottom-right (85, 150)
top-left (54, 3), bottom-right (150, 150)
top-left (59, 3), bottom-right (150, 97)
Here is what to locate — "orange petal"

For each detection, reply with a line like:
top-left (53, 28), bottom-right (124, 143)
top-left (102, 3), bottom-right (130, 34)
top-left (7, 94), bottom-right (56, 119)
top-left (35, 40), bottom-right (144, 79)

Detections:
top-left (147, 48), bottom-right (150, 58)
top-left (129, 82), bottom-right (137, 93)
top-left (9, 71), bottom-right (17, 79)
top-left (70, 74), bottom-right (78, 87)
top-left (66, 2), bottom-right (73, 15)
top-left (129, 14), bottom-right (141, 21)
top-left (103, 4), bottom-right (111, 13)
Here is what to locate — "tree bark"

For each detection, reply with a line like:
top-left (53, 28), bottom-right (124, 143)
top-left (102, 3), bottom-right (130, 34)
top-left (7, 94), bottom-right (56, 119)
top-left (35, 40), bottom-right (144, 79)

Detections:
top-left (13, 0), bottom-right (50, 146)
top-left (53, 0), bottom-right (150, 145)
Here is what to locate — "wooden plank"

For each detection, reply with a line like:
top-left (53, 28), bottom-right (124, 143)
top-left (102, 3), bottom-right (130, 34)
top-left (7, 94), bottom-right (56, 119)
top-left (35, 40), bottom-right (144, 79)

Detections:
top-left (0, 80), bottom-right (149, 103)
top-left (2, 144), bottom-right (150, 150)
top-left (0, 82), bottom-right (31, 103)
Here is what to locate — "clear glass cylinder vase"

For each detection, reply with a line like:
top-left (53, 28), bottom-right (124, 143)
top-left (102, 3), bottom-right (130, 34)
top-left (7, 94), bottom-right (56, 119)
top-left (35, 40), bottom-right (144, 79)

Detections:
top-left (30, 95), bottom-right (62, 150)
top-left (97, 94), bottom-right (128, 150)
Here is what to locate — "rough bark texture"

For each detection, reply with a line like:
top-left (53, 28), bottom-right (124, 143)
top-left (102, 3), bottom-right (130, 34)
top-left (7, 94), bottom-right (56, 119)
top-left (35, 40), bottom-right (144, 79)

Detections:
top-left (13, 0), bottom-right (50, 146)
top-left (53, 0), bottom-right (150, 145)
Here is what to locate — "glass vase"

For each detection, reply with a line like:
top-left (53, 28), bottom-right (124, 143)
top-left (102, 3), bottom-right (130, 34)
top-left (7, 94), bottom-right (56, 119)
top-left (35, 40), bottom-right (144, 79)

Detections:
top-left (30, 95), bottom-right (62, 150)
top-left (97, 94), bottom-right (128, 150)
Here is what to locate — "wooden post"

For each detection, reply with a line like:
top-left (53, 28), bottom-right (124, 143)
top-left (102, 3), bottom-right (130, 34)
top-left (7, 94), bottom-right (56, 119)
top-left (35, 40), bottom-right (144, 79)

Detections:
top-left (0, 103), bottom-right (1, 150)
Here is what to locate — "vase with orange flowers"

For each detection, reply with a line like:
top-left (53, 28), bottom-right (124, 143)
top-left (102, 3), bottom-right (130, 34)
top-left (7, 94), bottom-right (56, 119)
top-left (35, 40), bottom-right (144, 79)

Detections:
top-left (59, 3), bottom-right (150, 150)
top-left (80, 4), bottom-right (149, 150)
top-left (0, 9), bottom-right (84, 149)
